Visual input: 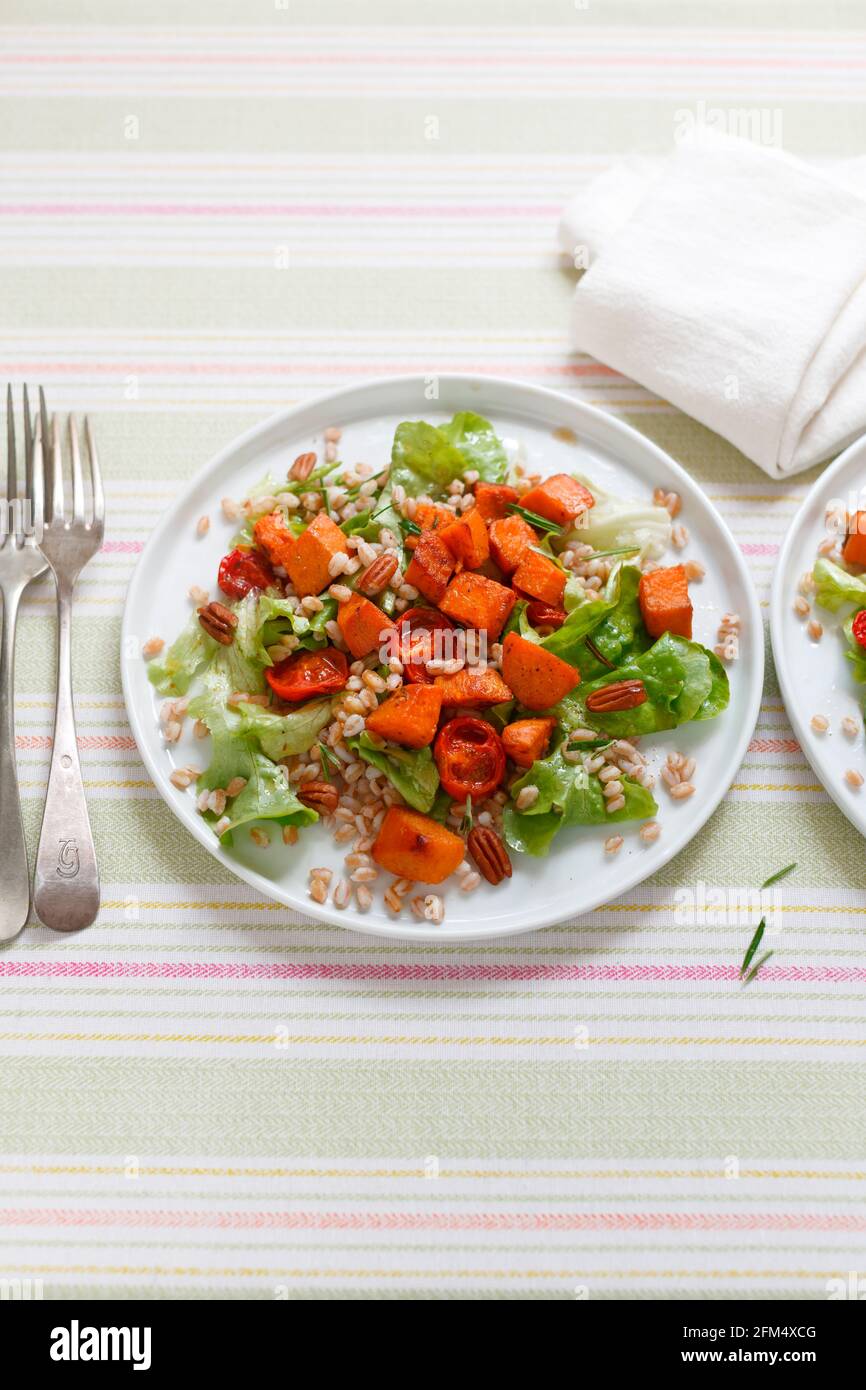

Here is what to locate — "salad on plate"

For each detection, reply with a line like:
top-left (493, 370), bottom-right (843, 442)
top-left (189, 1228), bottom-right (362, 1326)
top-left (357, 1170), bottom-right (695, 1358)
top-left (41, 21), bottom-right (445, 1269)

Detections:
top-left (144, 412), bottom-right (731, 924)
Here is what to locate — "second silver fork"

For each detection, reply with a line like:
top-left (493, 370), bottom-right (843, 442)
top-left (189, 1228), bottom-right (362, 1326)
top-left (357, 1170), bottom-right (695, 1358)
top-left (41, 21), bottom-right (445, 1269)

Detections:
top-left (33, 405), bottom-right (104, 932)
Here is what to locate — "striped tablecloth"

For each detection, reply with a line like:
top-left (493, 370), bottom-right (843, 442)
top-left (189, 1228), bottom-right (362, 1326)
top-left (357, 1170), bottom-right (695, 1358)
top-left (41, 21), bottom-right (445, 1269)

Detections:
top-left (2, 1), bottom-right (866, 1300)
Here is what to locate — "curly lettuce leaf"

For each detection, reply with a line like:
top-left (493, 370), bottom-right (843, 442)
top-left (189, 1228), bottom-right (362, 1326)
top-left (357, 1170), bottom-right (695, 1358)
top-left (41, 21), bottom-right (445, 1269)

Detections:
top-left (256, 593), bottom-right (336, 658)
top-left (146, 614), bottom-right (217, 697)
top-left (542, 564), bottom-right (649, 680)
top-left (390, 412), bottom-right (507, 497)
top-left (236, 697), bottom-right (332, 761)
top-left (348, 731), bottom-right (440, 813)
top-left (563, 474), bottom-right (671, 560)
top-left (188, 671), bottom-right (316, 844)
top-left (503, 748), bottom-right (657, 856)
top-left (812, 557), bottom-right (866, 613)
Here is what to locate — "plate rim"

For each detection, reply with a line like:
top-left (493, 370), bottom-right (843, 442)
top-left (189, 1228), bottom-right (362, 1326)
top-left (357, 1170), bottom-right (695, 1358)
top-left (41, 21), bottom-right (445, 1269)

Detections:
top-left (121, 372), bottom-right (765, 942)
top-left (770, 433), bottom-right (866, 836)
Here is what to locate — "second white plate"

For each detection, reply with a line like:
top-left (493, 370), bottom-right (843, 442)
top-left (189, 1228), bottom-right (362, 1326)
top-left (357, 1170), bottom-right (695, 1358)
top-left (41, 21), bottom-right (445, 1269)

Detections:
top-left (771, 434), bottom-right (866, 837)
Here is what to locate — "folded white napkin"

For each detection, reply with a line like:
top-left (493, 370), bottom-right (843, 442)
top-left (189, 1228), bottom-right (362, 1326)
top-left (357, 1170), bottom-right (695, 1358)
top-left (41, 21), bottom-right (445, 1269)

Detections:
top-left (558, 132), bottom-right (866, 478)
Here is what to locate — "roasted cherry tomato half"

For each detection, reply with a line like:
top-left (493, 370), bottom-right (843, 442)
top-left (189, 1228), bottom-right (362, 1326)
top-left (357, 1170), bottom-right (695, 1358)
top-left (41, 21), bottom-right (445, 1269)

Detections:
top-left (396, 606), bottom-right (458, 684)
top-left (218, 546), bottom-right (276, 599)
top-left (265, 646), bottom-right (348, 702)
top-left (434, 716), bottom-right (506, 802)
top-left (526, 600), bottom-right (567, 631)
top-left (853, 609), bottom-right (866, 649)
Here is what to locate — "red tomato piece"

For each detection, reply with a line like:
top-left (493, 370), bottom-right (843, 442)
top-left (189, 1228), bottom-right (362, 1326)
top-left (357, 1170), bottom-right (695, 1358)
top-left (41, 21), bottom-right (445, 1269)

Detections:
top-left (853, 609), bottom-right (866, 649)
top-left (396, 606), bottom-right (458, 684)
top-left (265, 646), bottom-right (348, 702)
top-left (218, 547), bottom-right (276, 599)
top-left (526, 600), bottom-right (567, 630)
top-left (434, 716), bottom-right (506, 802)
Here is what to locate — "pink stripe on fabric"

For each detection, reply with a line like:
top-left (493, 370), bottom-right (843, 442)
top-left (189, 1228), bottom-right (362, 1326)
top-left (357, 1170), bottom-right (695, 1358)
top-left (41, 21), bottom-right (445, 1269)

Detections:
top-left (1, 1209), bottom-right (864, 1231)
top-left (748, 738), bottom-right (800, 753)
top-left (1, 961), bottom-right (864, 983)
top-left (740, 542), bottom-right (779, 556)
top-left (15, 736), bottom-right (136, 750)
top-left (0, 363), bottom-right (620, 379)
top-left (101, 540), bottom-right (144, 553)
top-left (3, 53), bottom-right (865, 69)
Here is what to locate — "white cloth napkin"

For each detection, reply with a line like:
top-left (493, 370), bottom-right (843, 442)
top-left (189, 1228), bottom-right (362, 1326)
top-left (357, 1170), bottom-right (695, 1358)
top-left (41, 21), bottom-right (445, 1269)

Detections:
top-left (558, 132), bottom-right (866, 478)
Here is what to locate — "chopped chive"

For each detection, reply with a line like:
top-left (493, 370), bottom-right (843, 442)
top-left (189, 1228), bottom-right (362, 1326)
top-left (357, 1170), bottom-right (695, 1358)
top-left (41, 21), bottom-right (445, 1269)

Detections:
top-left (742, 950), bottom-right (774, 986)
top-left (506, 502), bottom-right (563, 536)
top-left (400, 517), bottom-right (421, 537)
top-left (761, 862), bottom-right (796, 889)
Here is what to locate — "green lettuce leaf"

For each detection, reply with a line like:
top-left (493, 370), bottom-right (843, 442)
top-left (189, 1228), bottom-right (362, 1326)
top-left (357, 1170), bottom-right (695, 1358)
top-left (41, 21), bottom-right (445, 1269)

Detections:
top-left (147, 614), bottom-right (217, 697)
top-left (348, 731), bottom-right (440, 813)
top-left (256, 593), bottom-right (336, 657)
top-left (390, 412), bottom-right (507, 497)
top-left (559, 632), bottom-right (729, 737)
top-left (188, 671), bottom-right (316, 844)
top-left (812, 557), bottom-right (866, 613)
top-left (540, 562), bottom-right (630, 667)
top-left (236, 697), bottom-right (332, 761)
top-left (503, 748), bottom-right (657, 856)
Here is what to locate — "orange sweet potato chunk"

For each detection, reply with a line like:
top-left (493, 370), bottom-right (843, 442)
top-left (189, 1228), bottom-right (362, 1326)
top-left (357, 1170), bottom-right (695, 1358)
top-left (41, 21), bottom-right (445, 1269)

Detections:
top-left (404, 530), bottom-right (455, 603)
top-left (414, 501), bottom-right (455, 533)
top-left (337, 592), bottom-right (396, 659)
top-left (440, 507), bottom-right (490, 569)
top-left (502, 717), bottom-right (556, 768)
top-left (473, 483), bottom-right (519, 522)
top-left (435, 667), bottom-right (512, 708)
top-left (253, 511), bottom-right (297, 571)
top-left (519, 474), bottom-right (595, 527)
top-left (439, 572), bottom-right (516, 640)
top-left (843, 512), bottom-right (866, 566)
top-left (489, 515), bottom-right (538, 575)
top-left (372, 806), bottom-right (465, 884)
top-left (638, 564), bottom-right (693, 639)
top-left (365, 684), bottom-right (443, 749)
top-left (512, 550), bottom-right (566, 606)
top-left (501, 632), bottom-right (580, 711)
top-left (286, 512), bottom-right (346, 598)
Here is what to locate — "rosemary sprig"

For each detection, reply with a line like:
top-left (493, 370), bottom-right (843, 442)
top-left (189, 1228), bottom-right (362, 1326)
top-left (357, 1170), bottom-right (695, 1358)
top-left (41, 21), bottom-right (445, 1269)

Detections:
top-left (399, 517), bottom-right (421, 537)
top-left (761, 862), bottom-right (796, 889)
top-left (739, 917), bottom-right (766, 979)
top-left (460, 795), bottom-right (474, 835)
top-left (317, 742), bottom-right (339, 780)
top-left (742, 950), bottom-right (774, 986)
top-left (507, 502), bottom-right (563, 536)
top-left (584, 545), bottom-right (641, 560)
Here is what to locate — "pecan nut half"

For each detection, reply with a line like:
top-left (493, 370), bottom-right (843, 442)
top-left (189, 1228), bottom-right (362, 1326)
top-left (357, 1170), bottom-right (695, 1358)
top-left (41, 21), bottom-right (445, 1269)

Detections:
top-left (298, 780), bottom-right (339, 815)
top-left (357, 552), bottom-right (399, 596)
top-left (288, 451), bottom-right (317, 482)
top-left (585, 679), bottom-right (647, 712)
top-left (198, 601), bottom-right (238, 645)
top-left (467, 826), bottom-right (512, 886)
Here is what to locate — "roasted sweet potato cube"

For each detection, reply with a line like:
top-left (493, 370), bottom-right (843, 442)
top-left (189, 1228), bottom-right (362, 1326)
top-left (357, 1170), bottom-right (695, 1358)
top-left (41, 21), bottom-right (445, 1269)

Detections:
top-left (365, 683), bottom-right (443, 749)
top-left (501, 632), bottom-right (580, 711)
top-left (440, 572), bottom-right (516, 640)
top-left (489, 514), bottom-right (538, 575)
top-left (638, 564), bottom-right (693, 639)
top-left (439, 507), bottom-right (490, 570)
top-left (502, 717), bottom-right (556, 768)
top-left (519, 474), bottom-right (595, 527)
top-left (337, 592), bottom-right (396, 659)
top-left (286, 512), bottom-right (346, 598)
top-left (435, 667), bottom-right (512, 708)
top-left (473, 483), bottom-right (519, 522)
top-left (372, 806), bottom-right (465, 884)
top-left (404, 530), bottom-right (455, 603)
top-left (512, 550), bottom-right (566, 606)
top-left (414, 501), bottom-right (454, 533)
top-left (843, 512), bottom-right (866, 566)
top-left (253, 511), bottom-right (297, 572)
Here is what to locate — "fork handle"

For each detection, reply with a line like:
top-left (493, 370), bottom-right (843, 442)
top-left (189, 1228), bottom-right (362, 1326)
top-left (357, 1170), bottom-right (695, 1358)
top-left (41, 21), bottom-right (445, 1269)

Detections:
top-left (34, 575), bottom-right (99, 932)
top-left (0, 582), bottom-right (32, 941)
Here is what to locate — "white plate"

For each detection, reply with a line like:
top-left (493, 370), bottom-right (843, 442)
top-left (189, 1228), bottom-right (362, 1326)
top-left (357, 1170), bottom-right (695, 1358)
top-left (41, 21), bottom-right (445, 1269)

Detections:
top-left (121, 374), bottom-right (763, 942)
top-left (771, 434), bottom-right (866, 836)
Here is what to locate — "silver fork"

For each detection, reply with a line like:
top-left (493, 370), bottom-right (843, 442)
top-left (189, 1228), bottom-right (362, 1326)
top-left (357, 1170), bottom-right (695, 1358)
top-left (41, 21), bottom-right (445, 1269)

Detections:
top-left (33, 402), bottom-right (104, 932)
top-left (0, 386), bottom-right (48, 942)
